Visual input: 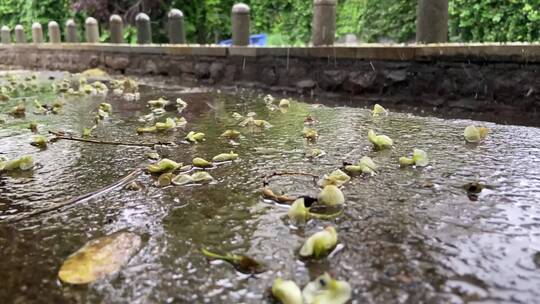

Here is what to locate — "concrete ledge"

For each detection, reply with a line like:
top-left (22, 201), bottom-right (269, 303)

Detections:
top-left (1, 43), bottom-right (540, 126)
top-left (3, 43), bottom-right (540, 61)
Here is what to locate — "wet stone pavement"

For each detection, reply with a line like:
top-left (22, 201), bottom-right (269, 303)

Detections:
top-left (0, 71), bottom-right (539, 303)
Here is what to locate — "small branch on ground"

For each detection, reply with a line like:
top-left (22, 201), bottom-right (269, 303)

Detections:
top-left (48, 131), bottom-right (174, 147)
top-left (262, 171), bottom-right (319, 185)
top-left (2, 167), bottom-right (143, 223)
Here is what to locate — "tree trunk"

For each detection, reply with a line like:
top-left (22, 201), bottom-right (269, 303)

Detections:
top-left (416, 0), bottom-right (448, 43)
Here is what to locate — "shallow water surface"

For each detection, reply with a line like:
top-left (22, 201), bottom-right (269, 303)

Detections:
top-left (0, 71), bottom-right (539, 303)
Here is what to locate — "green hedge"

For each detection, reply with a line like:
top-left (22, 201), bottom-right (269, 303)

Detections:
top-left (449, 0), bottom-right (540, 42)
top-left (0, 0), bottom-right (84, 39)
top-left (2, 1), bottom-right (540, 44)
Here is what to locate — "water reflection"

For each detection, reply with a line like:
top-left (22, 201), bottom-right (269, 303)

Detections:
top-left (0, 72), bottom-right (539, 303)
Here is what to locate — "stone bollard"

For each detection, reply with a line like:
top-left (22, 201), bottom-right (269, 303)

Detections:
top-left (65, 19), bottom-right (78, 43)
top-left (312, 0), bottom-right (337, 46)
top-left (15, 25), bottom-right (26, 43)
top-left (109, 14), bottom-right (124, 43)
top-left (48, 21), bottom-right (61, 43)
top-left (136, 13), bottom-right (152, 44)
top-left (416, 0), bottom-right (448, 43)
top-left (231, 3), bottom-right (250, 46)
top-left (85, 17), bottom-right (100, 43)
top-left (168, 9), bottom-right (186, 44)
top-left (32, 23), bottom-right (44, 43)
top-left (1, 26), bottom-right (11, 44)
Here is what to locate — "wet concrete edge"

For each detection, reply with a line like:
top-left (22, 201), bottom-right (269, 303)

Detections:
top-left (0, 44), bottom-right (539, 126)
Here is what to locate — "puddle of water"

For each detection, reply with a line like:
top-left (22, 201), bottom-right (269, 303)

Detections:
top-left (0, 71), bottom-right (539, 303)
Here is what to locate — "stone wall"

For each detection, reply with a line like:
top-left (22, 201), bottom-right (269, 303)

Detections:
top-left (1, 44), bottom-right (540, 126)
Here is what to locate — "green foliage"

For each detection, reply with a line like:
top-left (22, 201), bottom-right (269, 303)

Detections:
top-left (3, 0), bottom-right (540, 44)
top-left (251, 0), bottom-right (312, 44)
top-left (449, 0), bottom-right (540, 42)
top-left (335, 0), bottom-right (416, 43)
top-left (0, 0), bottom-right (83, 39)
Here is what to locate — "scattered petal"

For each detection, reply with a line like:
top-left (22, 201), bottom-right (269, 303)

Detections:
top-left (9, 104), bottom-right (25, 117)
top-left (372, 103), bottom-right (388, 116)
top-left (186, 131), bottom-right (206, 142)
top-left (158, 173), bottom-right (175, 187)
top-left (29, 121), bottom-right (38, 133)
top-left (155, 118), bottom-right (176, 132)
top-left (174, 117), bottom-right (187, 127)
top-left (318, 185), bottom-right (345, 206)
top-left (99, 103), bottom-right (112, 114)
top-left (192, 157), bottom-right (213, 168)
top-left (0, 155), bottom-right (34, 172)
top-left (400, 149), bottom-right (429, 167)
top-left (220, 129), bottom-right (241, 139)
top-left (288, 198), bottom-right (312, 225)
top-left (31, 135), bottom-right (48, 148)
top-left (81, 68), bottom-right (108, 78)
top-left (303, 128), bottom-right (319, 140)
top-left (263, 94), bottom-right (275, 104)
top-left (171, 174), bottom-right (193, 186)
top-left (272, 278), bottom-right (303, 304)
top-left (147, 159), bottom-right (181, 173)
top-left (176, 98), bottom-right (188, 113)
top-left (148, 97), bottom-right (170, 108)
top-left (302, 272), bottom-right (352, 304)
top-left (232, 112), bottom-right (243, 120)
top-left (191, 171), bottom-right (214, 183)
top-left (279, 98), bottom-right (291, 108)
top-left (212, 151), bottom-right (238, 162)
top-left (319, 169), bottom-right (350, 187)
top-left (344, 157), bottom-right (377, 175)
top-left (368, 129), bottom-right (393, 150)
top-left (464, 125), bottom-right (489, 143)
top-left (307, 148), bottom-right (326, 158)
top-left (299, 226), bottom-right (338, 258)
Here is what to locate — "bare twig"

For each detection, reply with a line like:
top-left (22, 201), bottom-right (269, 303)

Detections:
top-left (262, 171), bottom-right (319, 185)
top-left (2, 167), bottom-right (143, 223)
top-left (260, 171), bottom-right (320, 204)
top-left (48, 131), bottom-right (173, 147)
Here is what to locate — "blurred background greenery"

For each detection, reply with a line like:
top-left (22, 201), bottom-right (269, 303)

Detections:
top-left (1, 0), bottom-right (540, 45)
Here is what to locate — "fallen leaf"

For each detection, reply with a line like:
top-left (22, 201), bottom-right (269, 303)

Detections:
top-left (58, 232), bottom-right (141, 285)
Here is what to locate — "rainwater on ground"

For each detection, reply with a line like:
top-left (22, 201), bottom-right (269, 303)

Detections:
top-left (0, 71), bottom-right (539, 304)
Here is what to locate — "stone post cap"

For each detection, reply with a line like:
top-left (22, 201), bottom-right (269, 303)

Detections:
top-left (1, 26), bottom-right (10, 31)
top-left (110, 14), bottom-right (122, 22)
top-left (232, 3), bottom-right (250, 13)
top-left (32, 22), bottom-right (42, 29)
top-left (168, 9), bottom-right (184, 18)
top-left (314, 0), bottom-right (337, 5)
top-left (15, 25), bottom-right (23, 30)
top-left (85, 17), bottom-right (98, 25)
top-left (136, 13), bottom-right (150, 21)
top-left (48, 21), bottom-right (59, 27)
top-left (66, 19), bottom-right (76, 26)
